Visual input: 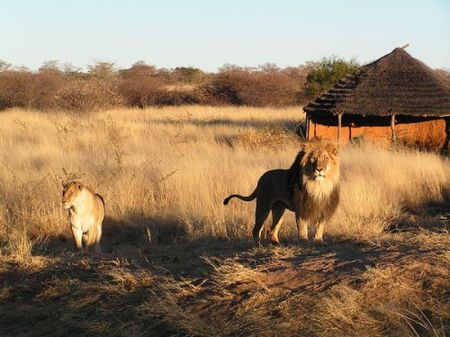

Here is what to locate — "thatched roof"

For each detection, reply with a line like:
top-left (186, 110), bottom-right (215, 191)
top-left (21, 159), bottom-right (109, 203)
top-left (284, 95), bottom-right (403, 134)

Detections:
top-left (304, 48), bottom-right (450, 119)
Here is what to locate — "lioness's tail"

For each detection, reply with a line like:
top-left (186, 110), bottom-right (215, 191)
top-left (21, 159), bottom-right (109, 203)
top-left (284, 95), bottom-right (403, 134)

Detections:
top-left (223, 190), bottom-right (257, 205)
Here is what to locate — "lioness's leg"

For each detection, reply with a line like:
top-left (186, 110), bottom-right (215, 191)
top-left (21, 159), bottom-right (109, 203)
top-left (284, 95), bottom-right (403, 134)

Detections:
top-left (253, 201), bottom-right (270, 246)
top-left (270, 204), bottom-right (285, 245)
top-left (82, 233), bottom-right (88, 249)
top-left (94, 223), bottom-right (102, 253)
top-left (71, 226), bottom-right (83, 251)
top-left (314, 222), bottom-right (325, 243)
top-left (296, 215), bottom-right (308, 241)
top-left (85, 227), bottom-right (97, 251)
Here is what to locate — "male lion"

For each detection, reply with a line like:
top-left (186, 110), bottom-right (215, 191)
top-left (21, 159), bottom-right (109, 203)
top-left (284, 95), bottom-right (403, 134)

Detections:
top-left (62, 181), bottom-right (105, 252)
top-left (223, 139), bottom-right (340, 245)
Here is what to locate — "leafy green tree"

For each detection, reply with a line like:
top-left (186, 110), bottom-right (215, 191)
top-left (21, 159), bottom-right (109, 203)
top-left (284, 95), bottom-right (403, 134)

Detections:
top-left (173, 67), bottom-right (204, 83)
top-left (305, 56), bottom-right (359, 97)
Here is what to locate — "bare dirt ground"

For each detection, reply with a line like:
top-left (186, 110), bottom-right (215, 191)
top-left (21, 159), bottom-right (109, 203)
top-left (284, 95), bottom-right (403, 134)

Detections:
top-left (1, 228), bottom-right (449, 337)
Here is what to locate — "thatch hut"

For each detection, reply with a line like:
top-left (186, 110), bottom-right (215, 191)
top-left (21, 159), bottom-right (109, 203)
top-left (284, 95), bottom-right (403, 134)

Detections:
top-left (304, 47), bottom-right (450, 152)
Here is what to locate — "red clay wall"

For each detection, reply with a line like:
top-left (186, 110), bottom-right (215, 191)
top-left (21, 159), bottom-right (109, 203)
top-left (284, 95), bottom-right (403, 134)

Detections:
top-left (308, 119), bottom-right (446, 149)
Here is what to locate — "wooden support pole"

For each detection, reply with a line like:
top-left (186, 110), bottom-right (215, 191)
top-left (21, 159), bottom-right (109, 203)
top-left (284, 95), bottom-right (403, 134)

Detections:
top-left (442, 117), bottom-right (450, 155)
top-left (305, 115), bottom-right (310, 140)
top-left (337, 113), bottom-right (342, 144)
top-left (390, 114), bottom-right (397, 143)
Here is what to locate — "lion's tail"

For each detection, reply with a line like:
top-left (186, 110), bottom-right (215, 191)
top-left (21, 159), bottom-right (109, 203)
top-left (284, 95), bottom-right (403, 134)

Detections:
top-left (223, 189), bottom-right (257, 205)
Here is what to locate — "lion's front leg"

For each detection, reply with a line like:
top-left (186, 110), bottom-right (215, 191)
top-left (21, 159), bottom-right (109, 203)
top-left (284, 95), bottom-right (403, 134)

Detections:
top-left (295, 213), bottom-right (308, 241)
top-left (314, 222), bottom-right (325, 244)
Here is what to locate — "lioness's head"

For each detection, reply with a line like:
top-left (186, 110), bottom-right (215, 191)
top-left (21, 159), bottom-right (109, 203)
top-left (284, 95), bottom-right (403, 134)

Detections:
top-left (62, 181), bottom-right (83, 209)
top-left (300, 140), bottom-right (339, 183)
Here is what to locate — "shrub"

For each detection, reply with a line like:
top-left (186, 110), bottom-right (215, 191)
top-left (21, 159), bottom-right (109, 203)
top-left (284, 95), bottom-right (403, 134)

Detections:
top-left (0, 61), bottom-right (121, 112)
top-left (118, 62), bottom-right (166, 108)
top-left (57, 78), bottom-right (122, 112)
top-left (154, 89), bottom-right (203, 106)
top-left (305, 56), bottom-right (359, 97)
top-left (33, 62), bottom-right (64, 109)
top-left (0, 57), bottom-right (358, 110)
top-left (172, 67), bottom-right (206, 84)
top-left (201, 64), bottom-right (306, 107)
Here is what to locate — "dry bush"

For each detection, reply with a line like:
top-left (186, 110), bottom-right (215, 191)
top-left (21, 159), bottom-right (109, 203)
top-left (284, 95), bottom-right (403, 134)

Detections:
top-left (0, 62), bottom-right (122, 112)
top-left (0, 60), bottom-right (311, 110)
top-left (0, 62), bottom-right (65, 110)
top-left (118, 62), bottom-right (166, 108)
top-left (201, 64), bottom-right (306, 106)
top-left (154, 89), bottom-right (203, 106)
top-left (118, 62), bottom-right (205, 108)
top-left (32, 71), bottom-right (63, 110)
top-left (57, 78), bottom-right (122, 112)
top-left (0, 69), bottom-right (31, 108)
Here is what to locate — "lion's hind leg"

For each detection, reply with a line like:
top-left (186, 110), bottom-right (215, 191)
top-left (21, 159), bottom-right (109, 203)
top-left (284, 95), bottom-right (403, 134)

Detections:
top-left (252, 200), bottom-right (271, 246)
top-left (270, 203), bottom-right (285, 245)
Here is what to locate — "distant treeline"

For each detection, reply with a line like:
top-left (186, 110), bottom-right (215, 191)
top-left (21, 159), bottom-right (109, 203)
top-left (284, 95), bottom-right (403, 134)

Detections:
top-left (0, 57), bottom-right (360, 111)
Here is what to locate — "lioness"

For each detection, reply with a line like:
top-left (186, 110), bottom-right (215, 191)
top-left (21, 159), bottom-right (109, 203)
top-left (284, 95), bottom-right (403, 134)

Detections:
top-left (224, 139), bottom-right (340, 245)
top-left (62, 181), bottom-right (105, 252)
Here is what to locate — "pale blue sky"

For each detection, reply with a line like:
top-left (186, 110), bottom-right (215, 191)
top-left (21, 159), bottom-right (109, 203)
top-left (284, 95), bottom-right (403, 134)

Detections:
top-left (0, 0), bottom-right (449, 71)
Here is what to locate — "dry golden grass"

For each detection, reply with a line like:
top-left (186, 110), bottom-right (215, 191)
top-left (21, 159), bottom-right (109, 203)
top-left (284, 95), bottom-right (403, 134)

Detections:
top-left (0, 106), bottom-right (302, 249)
top-left (0, 106), bottom-right (449, 336)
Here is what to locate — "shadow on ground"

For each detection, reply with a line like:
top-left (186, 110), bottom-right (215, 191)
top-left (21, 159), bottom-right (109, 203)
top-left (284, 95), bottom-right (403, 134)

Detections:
top-left (1, 227), bottom-right (449, 336)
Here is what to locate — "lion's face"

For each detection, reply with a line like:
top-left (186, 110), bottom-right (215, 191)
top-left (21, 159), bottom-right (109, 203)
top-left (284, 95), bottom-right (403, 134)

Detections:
top-left (299, 140), bottom-right (340, 198)
top-left (301, 143), bottom-right (339, 182)
top-left (62, 181), bottom-right (83, 209)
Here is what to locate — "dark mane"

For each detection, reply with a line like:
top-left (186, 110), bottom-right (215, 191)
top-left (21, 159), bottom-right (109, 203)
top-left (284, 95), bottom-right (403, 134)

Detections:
top-left (287, 150), bottom-right (305, 198)
top-left (287, 141), bottom-right (340, 223)
top-left (293, 184), bottom-right (340, 224)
